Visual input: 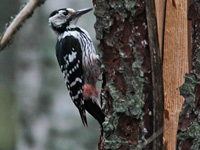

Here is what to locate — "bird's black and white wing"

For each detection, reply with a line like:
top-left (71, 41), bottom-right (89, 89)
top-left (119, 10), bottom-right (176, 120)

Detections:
top-left (56, 35), bottom-right (87, 126)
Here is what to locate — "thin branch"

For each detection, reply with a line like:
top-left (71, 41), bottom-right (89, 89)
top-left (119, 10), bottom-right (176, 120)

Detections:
top-left (141, 112), bottom-right (180, 148)
top-left (0, 0), bottom-right (46, 52)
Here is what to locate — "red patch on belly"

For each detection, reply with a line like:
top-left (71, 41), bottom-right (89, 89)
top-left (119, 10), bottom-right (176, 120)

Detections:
top-left (83, 84), bottom-right (98, 99)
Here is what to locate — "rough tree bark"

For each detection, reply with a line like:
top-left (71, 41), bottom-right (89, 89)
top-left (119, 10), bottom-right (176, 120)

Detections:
top-left (94, 0), bottom-right (163, 149)
top-left (177, 0), bottom-right (200, 149)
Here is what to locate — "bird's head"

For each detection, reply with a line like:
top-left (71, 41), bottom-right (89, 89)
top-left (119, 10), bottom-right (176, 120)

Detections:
top-left (49, 7), bottom-right (93, 33)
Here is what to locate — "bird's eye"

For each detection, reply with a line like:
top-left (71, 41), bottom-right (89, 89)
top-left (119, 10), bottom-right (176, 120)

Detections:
top-left (63, 11), bottom-right (68, 16)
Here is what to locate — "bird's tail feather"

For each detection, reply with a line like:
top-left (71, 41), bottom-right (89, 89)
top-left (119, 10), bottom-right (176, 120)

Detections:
top-left (78, 108), bottom-right (88, 126)
top-left (84, 98), bottom-right (105, 125)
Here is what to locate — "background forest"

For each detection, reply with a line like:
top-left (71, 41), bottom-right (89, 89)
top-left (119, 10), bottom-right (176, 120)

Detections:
top-left (0, 0), bottom-right (100, 150)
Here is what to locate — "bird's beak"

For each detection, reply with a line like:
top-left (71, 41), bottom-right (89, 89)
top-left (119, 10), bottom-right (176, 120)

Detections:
top-left (72, 7), bottom-right (93, 19)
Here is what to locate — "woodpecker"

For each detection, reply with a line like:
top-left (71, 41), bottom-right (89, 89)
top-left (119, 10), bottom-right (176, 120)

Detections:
top-left (49, 7), bottom-right (105, 126)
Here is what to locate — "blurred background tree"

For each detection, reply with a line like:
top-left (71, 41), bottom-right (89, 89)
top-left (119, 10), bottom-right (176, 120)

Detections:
top-left (0, 0), bottom-right (100, 150)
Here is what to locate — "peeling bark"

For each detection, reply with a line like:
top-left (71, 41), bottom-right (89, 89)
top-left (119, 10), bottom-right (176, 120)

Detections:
top-left (146, 0), bottom-right (164, 149)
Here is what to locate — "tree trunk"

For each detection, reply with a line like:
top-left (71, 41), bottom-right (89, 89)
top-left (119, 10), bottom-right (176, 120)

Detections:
top-left (94, 0), bottom-right (163, 149)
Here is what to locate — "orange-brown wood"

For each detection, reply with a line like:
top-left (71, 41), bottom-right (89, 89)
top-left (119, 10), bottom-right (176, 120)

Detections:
top-left (163, 0), bottom-right (189, 149)
top-left (155, 0), bottom-right (166, 56)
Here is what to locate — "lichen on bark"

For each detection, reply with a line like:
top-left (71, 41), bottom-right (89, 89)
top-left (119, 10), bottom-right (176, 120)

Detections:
top-left (94, 0), bottom-right (152, 149)
top-left (177, 74), bottom-right (200, 150)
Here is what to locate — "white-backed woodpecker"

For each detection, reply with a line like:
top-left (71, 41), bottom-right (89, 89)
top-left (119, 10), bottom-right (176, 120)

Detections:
top-left (49, 7), bottom-right (105, 126)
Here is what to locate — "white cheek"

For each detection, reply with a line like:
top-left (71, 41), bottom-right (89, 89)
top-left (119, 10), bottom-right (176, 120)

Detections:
top-left (49, 15), bottom-right (66, 26)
